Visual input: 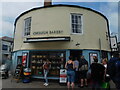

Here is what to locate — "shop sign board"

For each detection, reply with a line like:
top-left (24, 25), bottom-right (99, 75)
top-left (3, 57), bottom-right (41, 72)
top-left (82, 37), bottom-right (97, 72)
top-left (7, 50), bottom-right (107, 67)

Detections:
top-left (33, 30), bottom-right (63, 35)
top-left (59, 69), bottom-right (67, 83)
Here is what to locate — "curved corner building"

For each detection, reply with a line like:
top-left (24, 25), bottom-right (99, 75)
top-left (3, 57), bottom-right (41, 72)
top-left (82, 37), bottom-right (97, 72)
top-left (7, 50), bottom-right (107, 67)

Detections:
top-left (12, 5), bottom-right (111, 79)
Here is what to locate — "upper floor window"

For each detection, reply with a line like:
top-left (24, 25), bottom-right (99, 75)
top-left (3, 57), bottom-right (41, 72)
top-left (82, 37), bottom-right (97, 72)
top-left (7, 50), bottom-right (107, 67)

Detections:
top-left (2, 44), bottom-right (8, 51)
top-left (24, 17), bottom-right (31, 36)
top-left (71, 14), bottom-right (82, 34)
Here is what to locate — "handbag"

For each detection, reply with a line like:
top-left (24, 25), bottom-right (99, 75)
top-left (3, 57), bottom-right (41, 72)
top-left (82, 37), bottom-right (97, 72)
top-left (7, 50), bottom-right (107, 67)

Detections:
top-left (79, 64), bottom-right (88, 71)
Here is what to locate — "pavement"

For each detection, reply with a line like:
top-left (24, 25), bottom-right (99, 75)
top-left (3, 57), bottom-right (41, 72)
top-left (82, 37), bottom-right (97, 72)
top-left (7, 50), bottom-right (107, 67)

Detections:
top-left (1, 75), bottom-right (116, 89)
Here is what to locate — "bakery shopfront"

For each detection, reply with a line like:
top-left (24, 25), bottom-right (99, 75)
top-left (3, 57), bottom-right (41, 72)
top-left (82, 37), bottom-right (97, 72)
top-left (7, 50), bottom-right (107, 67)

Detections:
top-left (30, 50), bottom-right (66, 79)
top-left (12, 5), bottom-right (111, 79)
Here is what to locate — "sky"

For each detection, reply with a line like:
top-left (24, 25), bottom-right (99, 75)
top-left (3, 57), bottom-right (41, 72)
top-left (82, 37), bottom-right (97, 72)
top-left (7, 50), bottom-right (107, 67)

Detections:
top-left (0, 0), bottom-right (119, 41)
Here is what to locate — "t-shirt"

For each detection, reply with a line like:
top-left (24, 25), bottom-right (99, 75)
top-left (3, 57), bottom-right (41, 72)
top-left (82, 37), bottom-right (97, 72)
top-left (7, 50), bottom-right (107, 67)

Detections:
top-left (74, 60), bottom-right (79, 71)
top-left (90, 63), bottom-right (105, 82)
top-left (104, 64), bottom-right (107, 69)
top-left (43, 62), bottom-right (50, 70)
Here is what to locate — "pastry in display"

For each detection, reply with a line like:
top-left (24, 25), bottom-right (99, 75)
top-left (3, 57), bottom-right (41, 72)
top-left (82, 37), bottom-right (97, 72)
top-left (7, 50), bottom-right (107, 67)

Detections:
top-left (32, 55), bottom-right (36, 58)
top-left (37, 60), bottom-right (40, 64)
top-left (40, 55), bottom-right (42, 58)
top-left (36, 55), bottom-right (38, 58)
top-left (32, 60), bottom-right (36, 63)
top-left (43, 56), bottom-right (46, 58)
top-left (32, 66), bottom-right (36, 69)
top-left (37, 66), bottom-right (40, 69)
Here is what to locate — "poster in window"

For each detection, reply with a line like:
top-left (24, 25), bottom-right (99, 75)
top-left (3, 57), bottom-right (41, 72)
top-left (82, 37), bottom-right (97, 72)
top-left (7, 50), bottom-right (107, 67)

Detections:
top-left (22, 52), bottom-right (28, 67)
top-left (89, 53), bottom-right (98, 64)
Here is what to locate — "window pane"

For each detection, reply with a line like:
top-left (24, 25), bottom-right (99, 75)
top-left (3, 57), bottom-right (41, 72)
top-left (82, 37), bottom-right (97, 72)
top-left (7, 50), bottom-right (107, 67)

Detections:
top-left (71, 14), bottom-right (82, 34)
top-left (24, 17), bottom-right (31, 36)
top-left (2, 45), bottom-right (8, 50)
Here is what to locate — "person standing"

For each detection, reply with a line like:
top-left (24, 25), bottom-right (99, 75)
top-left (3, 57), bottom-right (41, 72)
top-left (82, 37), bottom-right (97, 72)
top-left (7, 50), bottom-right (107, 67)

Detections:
top-left (73, 57), bottom-right (79, 83)
top-left (107, 52), bottom-right (120, 90)
top-left (102, 58), bottom-right (108, 69)
top-left (90, 56), bottom-right (105, 90)
top-left (43, 59), bottom-right (51, 86)
top-left (65, 56), bottom-right (75, 89)
top-left (78, 56), bottom-right (88, 88)
top-left (102, 58), bottom-right (111, 83)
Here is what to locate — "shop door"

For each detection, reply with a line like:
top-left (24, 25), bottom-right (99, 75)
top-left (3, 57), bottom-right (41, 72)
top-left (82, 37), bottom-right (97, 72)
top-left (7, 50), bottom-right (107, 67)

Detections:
top-left (70, 50), bottom-right (82, 61)
top-left (17, 56), bottom-right (22, 64)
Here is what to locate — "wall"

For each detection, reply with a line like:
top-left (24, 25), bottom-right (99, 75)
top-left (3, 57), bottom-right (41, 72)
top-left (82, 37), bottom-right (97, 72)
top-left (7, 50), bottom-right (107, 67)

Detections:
top-left (0, 39), bottom-right (2, 64)
top-left (82, 50), bottom-right (100, 64)
top-left (13, 6), bottom-right (111, 52)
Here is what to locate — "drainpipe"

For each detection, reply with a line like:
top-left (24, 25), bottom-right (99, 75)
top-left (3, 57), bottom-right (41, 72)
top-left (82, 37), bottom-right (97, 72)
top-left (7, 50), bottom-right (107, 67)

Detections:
top-left (99, 38), bottom-right (102, 62)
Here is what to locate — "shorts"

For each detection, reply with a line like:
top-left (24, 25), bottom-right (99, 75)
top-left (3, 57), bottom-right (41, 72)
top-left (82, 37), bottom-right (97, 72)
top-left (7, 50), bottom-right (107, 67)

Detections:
top-left (67, 70), bottom-right (75, 83)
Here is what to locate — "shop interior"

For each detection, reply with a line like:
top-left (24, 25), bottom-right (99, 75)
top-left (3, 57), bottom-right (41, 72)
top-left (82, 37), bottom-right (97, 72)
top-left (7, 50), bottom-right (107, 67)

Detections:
top-left (29, 51), bottom-right (66, 77)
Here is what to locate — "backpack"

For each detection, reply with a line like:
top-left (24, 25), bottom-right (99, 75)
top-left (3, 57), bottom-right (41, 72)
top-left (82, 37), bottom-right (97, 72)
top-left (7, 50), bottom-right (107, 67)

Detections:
top-left (79, 59), bottom-right (88, 71)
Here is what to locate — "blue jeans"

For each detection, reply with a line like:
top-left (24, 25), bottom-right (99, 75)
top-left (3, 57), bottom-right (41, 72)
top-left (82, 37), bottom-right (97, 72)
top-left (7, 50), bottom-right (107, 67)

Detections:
top-left (67, 70), bottom-right (75, 83)
top-left (44, 69), bottom-right (48, 83)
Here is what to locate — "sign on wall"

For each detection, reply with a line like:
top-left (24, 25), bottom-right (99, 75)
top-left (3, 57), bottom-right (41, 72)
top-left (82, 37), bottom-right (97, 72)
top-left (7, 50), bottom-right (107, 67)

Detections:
top-left (33, 30), bottom-right (63, 35)
top-left (89, 53), bottom-right (98, 64)
top-left (22, 52), bottom-right (28, 67)
top-left (110, 36), bottom-right (118, 51)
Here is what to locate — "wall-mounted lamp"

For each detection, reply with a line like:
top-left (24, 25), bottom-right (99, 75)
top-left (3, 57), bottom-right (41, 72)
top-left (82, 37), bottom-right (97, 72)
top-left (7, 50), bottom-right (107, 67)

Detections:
top-left (76, 42), bottom-right (80, 46)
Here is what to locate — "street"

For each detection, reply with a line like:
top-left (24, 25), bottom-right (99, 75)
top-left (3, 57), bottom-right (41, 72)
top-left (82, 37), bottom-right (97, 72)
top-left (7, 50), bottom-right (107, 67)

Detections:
top-left (1, 75), bottom-right (116, 89)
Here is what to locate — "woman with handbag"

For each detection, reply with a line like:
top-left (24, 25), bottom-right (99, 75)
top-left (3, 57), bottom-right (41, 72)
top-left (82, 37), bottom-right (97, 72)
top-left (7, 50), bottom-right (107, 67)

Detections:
top-left (78, 56), bottom-right (88, 88)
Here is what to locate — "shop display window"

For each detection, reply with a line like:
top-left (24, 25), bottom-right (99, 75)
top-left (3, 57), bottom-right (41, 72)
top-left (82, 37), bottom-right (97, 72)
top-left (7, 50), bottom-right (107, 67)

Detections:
top-left (30, 51), bottom-right (66, 77)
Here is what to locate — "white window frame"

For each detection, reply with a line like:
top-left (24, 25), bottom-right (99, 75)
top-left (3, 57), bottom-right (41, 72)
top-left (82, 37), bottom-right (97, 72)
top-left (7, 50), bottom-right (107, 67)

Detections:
top-left (71, 13), bottom-right (83, 35)
top-left (24, 17), bottom-right (31, 36)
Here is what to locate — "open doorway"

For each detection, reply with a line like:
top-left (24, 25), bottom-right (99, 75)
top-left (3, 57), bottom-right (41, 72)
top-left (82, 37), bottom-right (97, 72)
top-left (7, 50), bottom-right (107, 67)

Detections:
top-left (70, 50), bottom-right (82, 61)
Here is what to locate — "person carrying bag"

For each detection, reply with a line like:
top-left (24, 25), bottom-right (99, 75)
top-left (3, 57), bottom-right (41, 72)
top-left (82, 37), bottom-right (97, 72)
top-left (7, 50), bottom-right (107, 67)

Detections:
top-left (78, 56), bottom-right (88, 88)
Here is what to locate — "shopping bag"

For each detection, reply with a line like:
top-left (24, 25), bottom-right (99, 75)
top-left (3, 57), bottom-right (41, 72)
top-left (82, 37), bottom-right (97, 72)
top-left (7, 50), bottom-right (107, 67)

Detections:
top-left (101, 82), bottom-right (110, 88)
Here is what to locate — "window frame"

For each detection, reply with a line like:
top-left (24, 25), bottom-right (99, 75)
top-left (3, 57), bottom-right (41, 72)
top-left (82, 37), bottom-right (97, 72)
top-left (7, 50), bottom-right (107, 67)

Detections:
top-left (70, 13), bottom-right (83, 35)
top-left (2, 44), bottom-right (8, 51)
top-left (23, 17), bottom-right (31, 36)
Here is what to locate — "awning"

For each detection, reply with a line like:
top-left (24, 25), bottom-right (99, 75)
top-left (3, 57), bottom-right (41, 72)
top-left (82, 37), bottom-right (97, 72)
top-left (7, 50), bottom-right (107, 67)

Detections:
top-left (24, 37), bottom-right (70, 43)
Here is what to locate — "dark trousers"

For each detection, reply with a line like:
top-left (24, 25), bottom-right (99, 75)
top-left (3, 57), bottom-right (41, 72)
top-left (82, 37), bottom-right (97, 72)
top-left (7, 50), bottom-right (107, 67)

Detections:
top-left (115, 82), bottom-right (120, 90)
top-left (75, 71), bottom-right (79, 83)
top-left (91, 80), bottom-right (101, 90)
